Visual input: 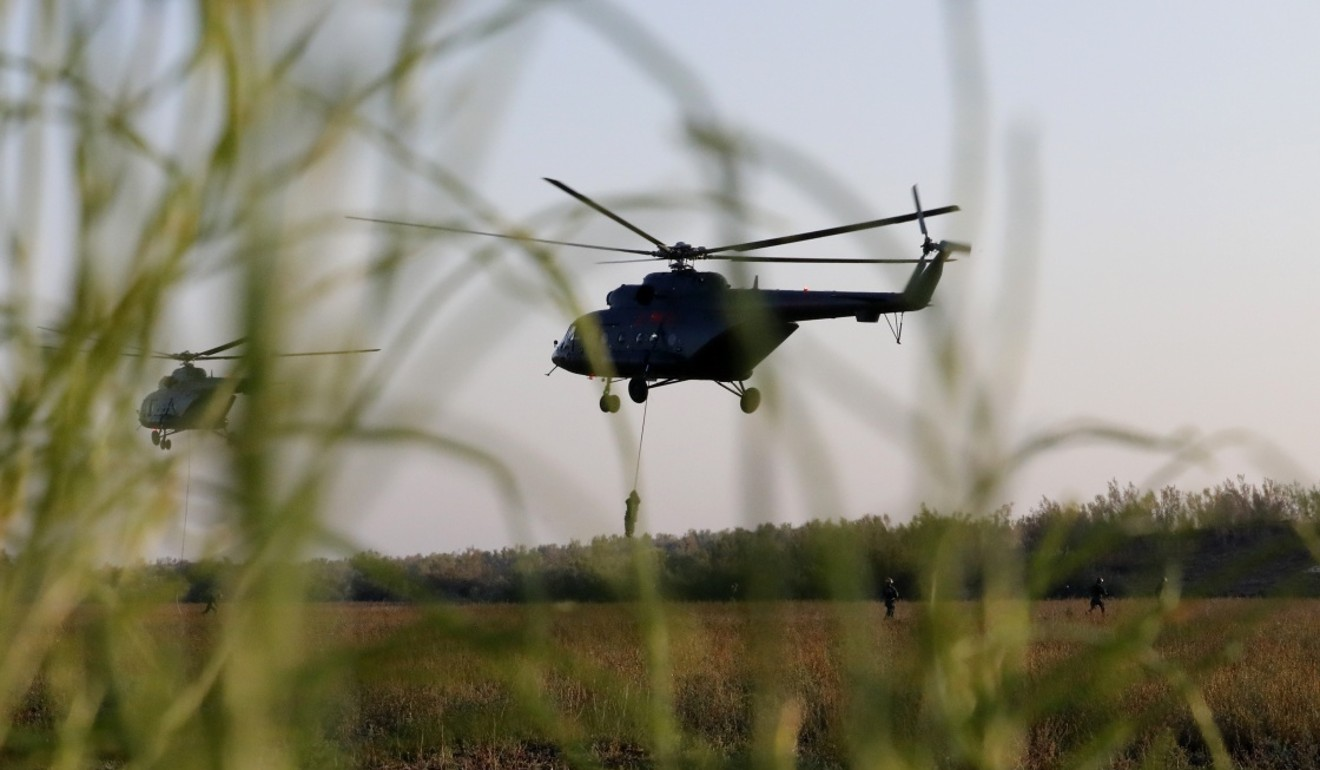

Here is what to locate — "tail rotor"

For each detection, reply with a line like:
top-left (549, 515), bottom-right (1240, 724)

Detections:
top-left (913, 185), bottom-right (970, 260)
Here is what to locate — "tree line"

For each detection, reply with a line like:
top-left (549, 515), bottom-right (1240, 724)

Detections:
top-left (45, 477), bottom-right (1320, 604)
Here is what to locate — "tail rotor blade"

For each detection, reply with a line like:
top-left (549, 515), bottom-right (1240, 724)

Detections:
top-left (913, 184), bottom-right (937, 256)
top-left (912, 185), bottom-right (928, 239)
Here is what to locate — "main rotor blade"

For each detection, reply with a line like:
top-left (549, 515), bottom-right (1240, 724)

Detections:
top-left (704, 205), bottom-right (960, 254)
top-left (271, 348), bottom-right (381, 358)
top-left (347, 216), bottom-right (655, 256)
top-left (600, 255), bottom-right (958, 265)
top-left (192, 348), bottom-right (381, 361)
top-left (544, 178), bottom-right (669, 250)
top-left (158, 337), bottom-right (248, 360)
top-left (709, 254), bottom-right (934, 264)
top-left (196, 337), bottom-right (247, 358)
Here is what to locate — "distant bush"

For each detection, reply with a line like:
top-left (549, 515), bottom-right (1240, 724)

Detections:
top-left (105, 478), bottom-right (1320, 605)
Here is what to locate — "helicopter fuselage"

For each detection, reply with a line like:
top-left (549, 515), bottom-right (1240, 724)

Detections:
top-left (134, 339), bottom-right (376, 448)
top-left (137, 364), bottom-right (241, 434)
top-left (550, 266), bottom-right (936, 382)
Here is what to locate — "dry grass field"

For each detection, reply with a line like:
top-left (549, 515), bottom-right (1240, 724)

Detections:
top-left (17, 598), bottom-right (1318, 769)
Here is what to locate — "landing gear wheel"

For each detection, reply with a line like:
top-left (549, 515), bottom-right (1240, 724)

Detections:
top-left (628, 377), bottom-right (648, 404)
top-left (740, 387), bottom-right (761, 414)
top-left (599, 394), bottom-right (621, 413)
top-left (161, 438), bottom-right (173, 450)
top-left (151, 430), bottom-right (161, 446)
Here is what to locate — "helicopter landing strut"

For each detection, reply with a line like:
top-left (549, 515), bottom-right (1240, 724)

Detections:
top-left (621, 376), bottom-right (761, 414)
top-left (598, 379), bottom-right (622, 413)
top-left (150, 429), bottom-right (174, 451)
top-left (714, 381), bottom-right (762, 414)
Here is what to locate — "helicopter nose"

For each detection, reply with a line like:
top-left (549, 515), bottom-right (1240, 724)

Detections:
top-left (550, 334), bottom-right (583, 373)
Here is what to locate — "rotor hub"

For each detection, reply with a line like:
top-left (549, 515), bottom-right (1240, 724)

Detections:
top-left (662, 241), bottom-right (706, 271)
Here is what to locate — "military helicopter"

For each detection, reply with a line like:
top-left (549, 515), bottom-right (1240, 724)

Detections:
top-left (138, 338), bottom-right (379, 449)
top-left (354, 179), bottom-right (967, 413)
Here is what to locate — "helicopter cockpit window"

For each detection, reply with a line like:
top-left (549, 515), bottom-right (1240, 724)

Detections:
top-left (159, 376), bottom-right (174, 388)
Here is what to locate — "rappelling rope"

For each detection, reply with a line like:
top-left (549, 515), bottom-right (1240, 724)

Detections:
top-left (633, 397), bottom-right (649, 489)
top-left (180, 444), bottom-right (191, 560)
top-left (624, 398), bottom-right (649, 537)
top-left (175, 444), bottom-right (192, 617)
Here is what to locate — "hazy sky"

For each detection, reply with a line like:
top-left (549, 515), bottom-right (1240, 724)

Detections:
top-left (15, 2), bottom-right (1320, 556)
top-left (298, 1), bottom-right (1319, 556)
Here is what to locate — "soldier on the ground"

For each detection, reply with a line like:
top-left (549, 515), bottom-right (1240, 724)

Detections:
top-left (1088, 577), bottom-right (1108, 615)
top-left (882, 577), bottom-right (899, 619)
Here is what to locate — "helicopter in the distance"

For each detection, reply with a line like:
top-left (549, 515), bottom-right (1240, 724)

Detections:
top-left (354, 178), bottom-right (967, 414)
top-left (139, 338), bottom-right (379, 449)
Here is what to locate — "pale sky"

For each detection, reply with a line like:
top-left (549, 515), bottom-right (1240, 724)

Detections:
top-left (10, 2), bottom-right (1320, 556)
top-left (328, 1), bottom-right (1320, 555)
